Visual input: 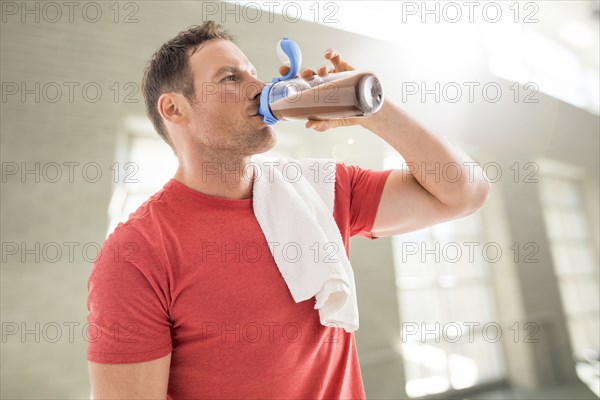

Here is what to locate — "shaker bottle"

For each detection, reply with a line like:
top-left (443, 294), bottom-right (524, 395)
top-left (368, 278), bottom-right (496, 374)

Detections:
top-left (258, 38), bottom-right (384, 125)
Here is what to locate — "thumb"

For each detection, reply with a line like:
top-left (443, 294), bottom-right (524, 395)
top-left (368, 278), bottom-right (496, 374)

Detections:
top-left (306, 119), bottom-right (335, 132)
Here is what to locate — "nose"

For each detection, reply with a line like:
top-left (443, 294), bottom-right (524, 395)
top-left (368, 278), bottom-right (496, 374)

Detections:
top-left (247, 77), bottom-right (265, 101)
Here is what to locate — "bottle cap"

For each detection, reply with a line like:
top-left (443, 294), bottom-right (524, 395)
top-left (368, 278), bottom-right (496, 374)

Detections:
top-left (258, 38), bottom-right (303, 125)
top-left (356, 74), bottom-right (384, 115)
top-left (275, 38), bottom-right (302, 82)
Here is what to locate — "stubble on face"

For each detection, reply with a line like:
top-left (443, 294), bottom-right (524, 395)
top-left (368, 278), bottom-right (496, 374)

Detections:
top-left (188, 97), bottom-right (276, 161)
top-left (178, 39), bottom-right (279, 165)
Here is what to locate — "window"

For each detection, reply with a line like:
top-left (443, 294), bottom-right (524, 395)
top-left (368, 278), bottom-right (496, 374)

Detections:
top-left (392, 212), bottom-right (505, 397)
top-left (540, 174), bottom-right (600, 356)
top-left (105, 117), bottom-right (295, 237)
top-left (106, 117), bottom-right (178, 237)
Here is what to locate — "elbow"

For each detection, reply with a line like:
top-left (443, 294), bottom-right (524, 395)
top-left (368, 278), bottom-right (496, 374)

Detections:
top-left (445, 179), bottom-right (492, 217)
top-left (463, 179), bottom-right (492, 215)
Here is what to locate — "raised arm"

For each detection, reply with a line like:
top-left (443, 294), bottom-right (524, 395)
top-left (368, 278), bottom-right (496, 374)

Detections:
top-left (292, 49), bottom-right (491, 237)
top-left (364, 99), bottom-right (491, 237)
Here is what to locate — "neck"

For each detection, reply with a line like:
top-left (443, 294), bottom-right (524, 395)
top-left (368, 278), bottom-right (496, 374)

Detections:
top-left (174, 153), bottom-right (256, 200)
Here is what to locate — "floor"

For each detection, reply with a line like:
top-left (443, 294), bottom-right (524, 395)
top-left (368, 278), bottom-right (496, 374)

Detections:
top-left (462, 383), bottom-right (598, 400)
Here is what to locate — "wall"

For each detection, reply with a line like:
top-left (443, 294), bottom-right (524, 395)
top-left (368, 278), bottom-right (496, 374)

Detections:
top-left (1, 1), bottom-right (598, 398)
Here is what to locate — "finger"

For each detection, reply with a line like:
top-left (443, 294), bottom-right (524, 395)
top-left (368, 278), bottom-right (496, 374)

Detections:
top-left (317, 65), bottom-right (333, 76)
top-left (306, 119), bottom-right (330, 131)
top-left (325, 49), bottom-right (353, 71)
top-left (279, 65), bottom-right (290, 75)
top-left (314, 121), bottom-right (331, 132)
top-left (306, 120), bottom-right (321, 129)
top-left (300, 68), bottom-right (315, 78)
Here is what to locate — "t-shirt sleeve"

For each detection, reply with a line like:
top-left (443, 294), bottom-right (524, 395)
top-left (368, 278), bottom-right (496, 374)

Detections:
top-left (336, 162), bottom-right (393, 239)
top-left (86, 224), bottom-right (172, 364)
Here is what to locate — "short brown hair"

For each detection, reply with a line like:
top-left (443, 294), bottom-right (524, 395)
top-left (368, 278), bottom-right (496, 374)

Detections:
top-left (142, 21), bottom-right (234, 147)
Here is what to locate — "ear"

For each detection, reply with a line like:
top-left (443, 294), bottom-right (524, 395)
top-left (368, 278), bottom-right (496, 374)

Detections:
top-left (157, 92), bottom-right (190, 128)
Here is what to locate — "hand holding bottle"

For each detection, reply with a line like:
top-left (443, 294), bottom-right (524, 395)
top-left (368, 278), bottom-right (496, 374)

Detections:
top-left (260, 39), bottom-right (383, 128)
top-left (278, 49), bottom-right (373, 132)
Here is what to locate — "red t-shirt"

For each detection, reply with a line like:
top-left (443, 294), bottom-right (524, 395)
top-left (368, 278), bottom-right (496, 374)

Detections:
top-left (87, 161), bottom-right (392, 399)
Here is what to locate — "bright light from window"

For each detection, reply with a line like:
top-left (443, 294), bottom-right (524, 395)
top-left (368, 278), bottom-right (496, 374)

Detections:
top-left (227, 1), bottom-right (599, 114)
top-left (540, 170), bottom-right (600, 356)
top-left (560, 21), bottom-right (597, 48)
top-left (488, 27), bottom-right (596, 112)
top-left (106, 121), bottom-right (178, 236)
top-left (392, 193), bottom-right (504, 397)
top-left (449, 353), bottom-right (479, 389)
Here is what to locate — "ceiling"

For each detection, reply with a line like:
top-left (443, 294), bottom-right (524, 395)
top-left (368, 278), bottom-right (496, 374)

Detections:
top-left (218, 1), bottom-right (599, 173)
top-left (228, 0), bottom-right (599, 115)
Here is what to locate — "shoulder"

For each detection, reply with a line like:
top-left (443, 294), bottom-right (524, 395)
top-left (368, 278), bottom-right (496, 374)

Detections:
top-left (94, 186), bottom-right (172, 270)
top-left (122, 186), bottom-right (170, 228)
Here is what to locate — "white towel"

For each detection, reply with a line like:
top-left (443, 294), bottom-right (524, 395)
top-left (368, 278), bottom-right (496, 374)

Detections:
top-left (251, 155), bottom-right (359, 332)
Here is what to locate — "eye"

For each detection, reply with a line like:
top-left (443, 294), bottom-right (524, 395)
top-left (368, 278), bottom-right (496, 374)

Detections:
top-left (222, 75), bottom-right (237, 82)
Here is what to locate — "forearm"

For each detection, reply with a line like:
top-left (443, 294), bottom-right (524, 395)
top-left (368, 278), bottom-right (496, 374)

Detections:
top-left (361, 99), bottom-right (491, 210)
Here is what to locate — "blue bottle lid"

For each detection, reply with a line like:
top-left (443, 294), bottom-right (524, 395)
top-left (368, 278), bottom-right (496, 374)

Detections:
top-left (258, 38), bottom-right (302, 125)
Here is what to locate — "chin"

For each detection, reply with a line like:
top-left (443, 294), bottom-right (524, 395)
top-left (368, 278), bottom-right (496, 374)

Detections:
top-left (256, 131), bottom-right (277, 154)
top-left (250, 127), bottom-right (276, 155)
top-left (234, 122), bottom-right (276, 155)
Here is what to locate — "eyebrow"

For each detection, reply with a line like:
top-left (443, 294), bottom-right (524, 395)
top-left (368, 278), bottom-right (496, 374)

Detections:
top-left (212, 65), bottom-right (258, 80)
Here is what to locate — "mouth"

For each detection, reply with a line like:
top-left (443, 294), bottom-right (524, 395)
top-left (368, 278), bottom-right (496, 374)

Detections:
top-left (250, 114), bottom-right (269, 126)
top-left (248, 104), bottom-right (261, 117)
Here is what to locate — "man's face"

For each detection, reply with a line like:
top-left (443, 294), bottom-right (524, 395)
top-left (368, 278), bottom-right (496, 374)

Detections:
top-left (184, 39), bottom-right (276, 157)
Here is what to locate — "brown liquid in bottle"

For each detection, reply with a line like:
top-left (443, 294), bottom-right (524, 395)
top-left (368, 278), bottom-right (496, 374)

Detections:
top-left (269, 70), bottom-right (384, 121)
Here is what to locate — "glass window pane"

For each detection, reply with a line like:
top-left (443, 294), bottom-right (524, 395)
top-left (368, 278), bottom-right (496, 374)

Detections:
top-left (578, 279), bottom-right (600, 313)
top-left (568, 316), bottom-right (599, 356)
top-left (550, 244), bottom-right (571, 276)
top-left (453, 212), bottom-right (483, 237)
top-left (402, 341), bottom-right (450, 397)
top-left (438, 247), bottom-right (487, 280)
top-left (443, 286), bottom-right (494, 323)
top-left (559, 280), bottom-right (581, 314)
top-left (540, 175), bottom-right (599, 361)
top-left (431, 220), bottom-right (456, 242)
top-left (541, 176), bottom-right (582, 208)
top-left (586, 316), bottom-right (600, 350)
top-left (570, 245), bottom-right (597, 274)
top-left (393, 245), bottom-right (435, 284)
top-left (539, 176), bottom-right (557, 205)
top-left (393, 211), bottom-right (504, 397)
top-left (122, 194), bottom-right (152, 220)
top-left (126, 136), bottom-right (178, 193)
top-left (108, 134), bottom-right (179, 234)
top-left (558, 279), bottom-right (599, 314)
top-left (556, 179), bottom-right (582, 207)
top-left (562, 210), bottom-right (590, 240)
top-left (543, 209), bottom-right (565, 239)
top-left (449, 336), bottom-right (504, 389)
top-left (550, 244), bottom-right (597, 276)
top-left (399, 288), bottom-right (442, 325)
top-left (393, 234), bottom-right (438, 289)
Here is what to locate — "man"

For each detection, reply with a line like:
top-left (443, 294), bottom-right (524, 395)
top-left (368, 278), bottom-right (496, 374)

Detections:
top-left (87, 21), bottom-right (491, 399)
